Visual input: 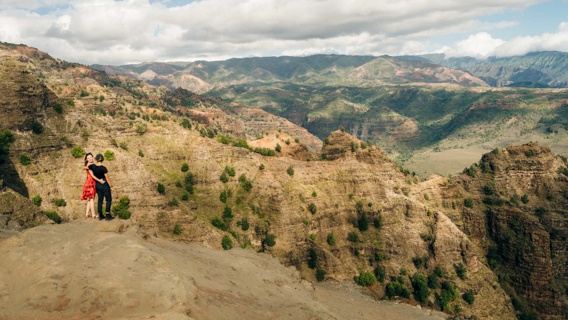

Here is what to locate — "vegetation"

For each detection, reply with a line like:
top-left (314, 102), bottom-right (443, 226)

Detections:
top-left (71, 146), bottom-right (85, 158)
top-left (112, 195), bottom-right (132, 219)
top-left (157, 183), bottom-right (166, 194)
top-left (45, 211), bottom-right (62, 224)
top-left (286, 165), bottom-right (294, 176)
top-left (0, 129), bottom-right (14, 158)
top-left (454, 262), bottom-right (467, 280)
top-left (386, 276), bottom-right (410, 299)
top-left (32, 195), bottom-right (42, 207)
top-left (308, 203), bottom-right (317, 215)
top-left (222, 235), bottom-right (233, 250)
top-left (19, 154), bottom-right (31, 165)
top-left (54, 198), bottom-right (66, 207)
top-left (354, 271), bottom-right (377, 287)
top-left (104, 150), bottom-right (115, 161)
top-left (173, 223), bottom-right (182, 235)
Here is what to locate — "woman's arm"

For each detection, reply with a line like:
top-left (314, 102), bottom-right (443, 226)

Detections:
top-left (89, 170), bottom-right (105, 184)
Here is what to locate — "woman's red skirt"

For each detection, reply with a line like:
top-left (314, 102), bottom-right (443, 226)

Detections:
top-left (81, 171), bottom-right (96, 200)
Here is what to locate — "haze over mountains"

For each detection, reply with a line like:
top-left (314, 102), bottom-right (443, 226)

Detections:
top-left (1, 42), bottom-right (567, 319)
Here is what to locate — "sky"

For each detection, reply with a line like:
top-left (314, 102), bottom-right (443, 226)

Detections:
top-left (0, 0), bottom-right (567, 65)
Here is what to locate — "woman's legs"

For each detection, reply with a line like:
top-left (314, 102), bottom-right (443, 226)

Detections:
top-left (89, 198), bottom-right (96, 218)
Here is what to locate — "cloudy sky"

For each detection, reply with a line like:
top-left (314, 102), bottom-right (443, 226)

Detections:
top-left (0, 0), bottom-right (567, 65)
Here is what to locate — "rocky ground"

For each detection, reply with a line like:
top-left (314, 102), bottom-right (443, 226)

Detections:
top-left (0, 220), bottom-right (447, 320)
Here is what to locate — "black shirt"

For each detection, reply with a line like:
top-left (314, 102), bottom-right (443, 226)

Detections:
top-left (89, 164), bottom-right (108, 182)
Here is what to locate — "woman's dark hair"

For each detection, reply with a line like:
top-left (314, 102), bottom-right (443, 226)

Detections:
top-left (84, 152), bottom-right (93, 166)
top-left (95, 153), bottom-right (104, 162)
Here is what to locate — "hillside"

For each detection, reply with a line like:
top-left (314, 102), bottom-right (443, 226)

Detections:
top-left (1, 43), bottom-right (567, 319)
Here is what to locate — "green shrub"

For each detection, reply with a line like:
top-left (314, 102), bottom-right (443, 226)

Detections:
top-left (32, 195), bottom-right (42, 207)
top-left (54, 198), bottom-right (66, 207)
top-left (308, 203), bottom-right (317, 215)
top-left (357, 212), bottom-right (369, 231)
top-left (437, 281), bottom-right (459, 311)
top-left (0, 129), bottom-right (14, 157)
top-left (386, 277), bottom-right (410, 299)
top-left (173, 223), bottom-right (182, 235)
top-left (168, 198), bottom-right (179, 207)
top-left (454, 262), bottom-right (467, 280)
top-left (238, 217), bottom-right (249, 231)
top-left (411, 273), bottom-right (430, 304)
top-left (219, 171), bottom-right (229, 183)
top-left (462, 290), bottom-right (475, 305)
top-left (427, 273), bottom-right (439, 289)
top-left (65, 99), bottom-right (75, 107)
top-left (32, 120), bottom-right (43, 134)
top-left (181, 192), bottom-right (189, 201)
top-left (355, 271), bottom-right (377, 287)
top-left (116, 209), bottom-right (131, 219)
top-left (259, 163), bottom-right (265, 170)
top-left (222, 235), bottom-right (233, 250)
top-left (134, 122), bottom-right (147, 135)
top-left (374, 265), bottom-right (386, 282)
top-left (308, 248), bottom-right (318, 269)
top-left (222, 205), bottom-right (233, 221)
top-left (211, 217), bottom-right (228, 230)
top-left (157, 183), bottom-right (166, 194)
top-left (374, 214), bottom-right (382, 229)
top-left (316, 269), bottom-right (326, 282)
top-left (326, 232), bottom-right (336, 246)
top-left (138, 150), bottom-right (144, 157)
top-left (253, 147), bottom-right (275, 156)
top-left (275, 143), bottom-right (281, 152)
top-left (118, 141), bottom-right (128, 150)
top-left (53, 103), bottom-right (63, 113)
top-left (225, 166), bottom-right (236, 177)
top-left (233, 139), bottom-right (249, 149)
top-left (412, 255), bottom-right (430, 269)
top-left (71, 146), bottom-right (85, 158)
top-left (185, 172), bottom-right (196, 194)
top-left (111, 195), bottom-right (132, 219)
top-left (263, 233), bottom-right (276, 247)
top-left (104, 150), bottom-right (115, 161)
top-left (45, 211), bottom-right (62, 224)
top-left (20, 154), bottom-right (31, 165)
top-left (521, 194), bottom-right (529, 204)
top-left (348, 231), bottom-right (360, 242)
top-left (181, 163), bottom-right (189, 172)
top-left (464, 197), bottom-right (474, 208)
top-left (219, 190), bottom-right (228, 203)
top-left (287, 165), bottom-right (294, 176)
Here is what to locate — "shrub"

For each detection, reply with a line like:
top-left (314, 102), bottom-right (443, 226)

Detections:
top-left (411, 273), bottom-right (430, 304)
top-left (437, 281), bottom-right (459, 311)
top-left (71, 146), bottom-right (85, 158)
top-left (104, 150), bottom-right (115, 161)
top-left (32, 120), bottom-right (43, 134)
top-left (308, 248), bottom-right (318, 269)
top-left (222, 205), bottom-right (233, 222)
top-left (253, 147), bottom-right (275, 156)
top-left (20, 154), bottom-right (31, 165)
top-left (286, 165), bottom-right (294, 176)
top-left (326, 232), bottom-right (336, 246)
top-left (347, 231), bottom-right (360, 242)
top-left (374, 214), bottom-right (382, 229)
top-left (264, 233), bottom-right (276, 247)
top-left (521, 194), bottom-right (529, 204)
top-left (32, 195), bottom-right (42, 207)
top-left (233, 139), bottom-right (249, 149)
top-left (354, 271), bottom-right (377, 287)
top-left (53, 103), bottom-right (63, 113)
top-left (428, 273), bottom-right (439, 289)
top-left (54, 198), bottom-right (66, 207)
top-left (464, 197), bottom-right (474, 208)
top-left (259, 163), bottom-right (265, 170)
top-left (308, 203), bottom-right (317, 215)
top-left (238, 217), bottom-right (249, 231)
top-left (316, 269), bottom-right (326, 282)
top-left (219, 171), bottom-right (229, 183)
top-left (454, 262), bottom-right (467, 280)
top-left (219, 190), bottom-right (228, 203)
top-left (138, 150), bottom-right (144, 157)
top-left (462, 290), bottom-right (475, 305)
top-left (157, 183), bottom-right (166, 194)
top-left (386, 277), bottom-right (410, 299)
top-left (168, 198), bottom-right (179, 207)
top-left (357, 213), bottom-right (369, 231)
top-left (65, 99), bottom-right (75, 107)
top-left (221, 235), bottom-right (233, 250)
top-left (45, 211), bottom-right (62, 224)
top-left (181, 163), bottom-right (189, 172)
top-left (374, 265), bottom-right (386, 282)
top-left (134, 122), bottom-right (147, 135)
top-left (118, 141), bottom-right (128, 150)
top-left (173, 223), bottom-right (182, 235)
top-left (275, 143), bottom-right (281, 152)
top-left (412, 255), bottom-right (429, 269)
top-left (225, 166), bottom-right (236, 177)
top-left (111, 195), bottom-right (132, 219)
top-left (211, 217), bottom-right (228, 230)
top-left (181, 192), bottom-right (189, 201)
top-left (185, 172), bottom-right (196, 194)
top-left (0, 129), bottom-right (14, 157)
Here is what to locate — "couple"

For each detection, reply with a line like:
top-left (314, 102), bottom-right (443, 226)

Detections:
top-left (81, 153), bottom-right (115, 221)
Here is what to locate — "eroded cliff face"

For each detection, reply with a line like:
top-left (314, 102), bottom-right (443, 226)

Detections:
top-left (424, 143), bottom-right (568, 319)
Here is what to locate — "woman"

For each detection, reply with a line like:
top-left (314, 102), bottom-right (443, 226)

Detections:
top-left (81, 153), bottom-right (97, 218)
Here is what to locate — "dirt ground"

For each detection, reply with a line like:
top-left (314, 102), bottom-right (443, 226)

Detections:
top-left (0, 220), bottom-right (447, 320)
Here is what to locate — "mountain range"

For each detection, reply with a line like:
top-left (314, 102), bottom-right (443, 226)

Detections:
top-left (1, 42), bottom-right (567, 319)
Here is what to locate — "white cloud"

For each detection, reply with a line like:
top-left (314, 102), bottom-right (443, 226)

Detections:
top-left (442, 32), bottom-right (506, 58)
top-left (0, 0), bottom-right (561, 64)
